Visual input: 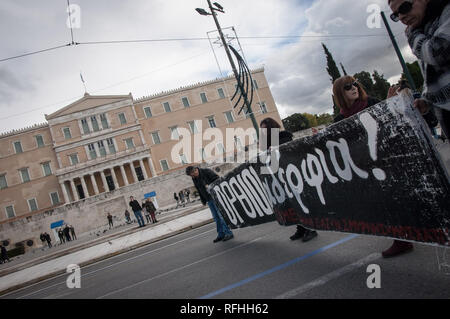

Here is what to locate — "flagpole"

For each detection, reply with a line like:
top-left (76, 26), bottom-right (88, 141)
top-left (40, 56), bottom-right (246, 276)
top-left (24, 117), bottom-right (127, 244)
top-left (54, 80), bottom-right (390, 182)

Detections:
top-left (80, 72), bottom-right (87, 94)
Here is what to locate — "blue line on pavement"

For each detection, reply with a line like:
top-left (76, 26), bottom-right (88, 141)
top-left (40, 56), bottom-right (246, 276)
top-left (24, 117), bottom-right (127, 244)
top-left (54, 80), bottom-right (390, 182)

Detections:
top-left (199, 233), bottom-right (359, 299)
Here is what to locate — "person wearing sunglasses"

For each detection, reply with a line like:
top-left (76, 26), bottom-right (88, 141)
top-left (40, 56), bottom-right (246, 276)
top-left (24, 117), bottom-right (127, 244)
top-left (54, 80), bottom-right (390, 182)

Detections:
top-left (332, 76), bottom-right (416, 257)
top-left (332, 76), bottom-right (380, 123)
top-left (389, 0), bottom-right (450, 140)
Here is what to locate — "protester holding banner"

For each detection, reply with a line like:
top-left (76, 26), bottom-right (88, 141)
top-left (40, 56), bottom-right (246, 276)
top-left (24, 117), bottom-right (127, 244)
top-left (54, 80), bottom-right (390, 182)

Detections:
top-left (332, 75), bottom-right (415, 257)
top-left (260, 117), bottom-right (318, 242)
top-left (388, 0), bottom-right (450, 139)
top-left (186, 166), bottom-right (234, 243)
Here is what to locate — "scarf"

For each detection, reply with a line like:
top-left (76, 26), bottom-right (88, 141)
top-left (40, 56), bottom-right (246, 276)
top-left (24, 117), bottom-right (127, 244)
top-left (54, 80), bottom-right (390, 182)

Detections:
top-left (340, 99), bottom-right (368, 119)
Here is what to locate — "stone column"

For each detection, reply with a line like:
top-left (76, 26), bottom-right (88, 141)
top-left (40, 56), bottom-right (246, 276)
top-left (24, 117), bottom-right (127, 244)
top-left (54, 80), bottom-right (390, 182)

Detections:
top-left (120, 165), bottom-right (129, 186)
top-left (148, 156), bottom-right (157, 177)
top-left (70, 179), bottom-right (79, 202)
top-left (80, 175), bottom-right (89, 198)
top-left (139, 158), bottom-right (148, 179)
top-left (89, 173), bottom-right (99, 195)
top-left (130, 162), bottom-right (138, 183)
top-left (110, 167), bottom-right (119, 189)
top-left (60, 181), bottom-right (70, 204)
top-left (100, 170), bottom-right (108, 192)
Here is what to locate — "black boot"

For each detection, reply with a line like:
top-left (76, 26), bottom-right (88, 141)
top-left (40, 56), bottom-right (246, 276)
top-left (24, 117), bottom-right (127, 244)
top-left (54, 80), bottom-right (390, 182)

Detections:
top-left (290, 225), bottom-right (306, 240)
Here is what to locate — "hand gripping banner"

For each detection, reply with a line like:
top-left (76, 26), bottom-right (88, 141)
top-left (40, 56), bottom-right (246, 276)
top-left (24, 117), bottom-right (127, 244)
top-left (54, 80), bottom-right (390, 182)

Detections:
top-left (209, 92), bottom-right (450, 246)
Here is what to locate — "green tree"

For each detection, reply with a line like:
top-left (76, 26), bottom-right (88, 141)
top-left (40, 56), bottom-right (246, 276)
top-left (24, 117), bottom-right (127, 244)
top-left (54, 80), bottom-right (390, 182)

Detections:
top-left (372, 70), bottom-right (390, 100)
top-left (340, 63), bottom-right (348, 76)
top-left (403, 61), bottom-right (424, 91)
top-left (353, 71), bottom-right (375, 96)
top-left (282, 113), bottom-right (309, 132)
top-left (322, 43), bottom-right (341, 83)
top-left (302, 113), bottom-right (318, 128)
top-left (315, 113), bottom-right (334, 126)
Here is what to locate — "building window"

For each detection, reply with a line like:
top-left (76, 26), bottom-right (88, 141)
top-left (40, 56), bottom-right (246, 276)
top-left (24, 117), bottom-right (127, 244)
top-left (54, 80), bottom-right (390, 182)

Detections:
top-left (118, 113), bottom-right (127, 125)
top-left (224, 111), bottom-right (234, 124)
top-left (160, 159), bottom-right (169, 171)
top-left (19, 168), bottom-right (30, 183)
top-left (187, 121), bottom-right (199, 134)
top-left (100, 113), bottom-right (109, 129)
top-left (180, 154), bottom-right (188, 164)
top-left (81, 118), bottom-right (90, 134)
top-left (0, 174), bottom-right (7, 189)
top-left (42, 162), bottom-right (52, 176)
top-left (144, 106), bottom-right (152, 118)
top-left (207, 116), bottom-right (217, 128)
top-left (27, 198), bottom-right (38, 212)
top-left (91, 116), bottom-right (100, 132)
top-left (13, 141), bottom-right (23, 154)
top-left (170, 126), bottom-right (180, 140)
top-left (98, 141), bottom-right (107, 157)
top-left (62, 127), bottom-right (72, 140)
top-left (5, 206), bottom-right (15, 219)
top-left (151, 132), bottom-right (161, 145)
top-left (35, 135), bottom-right (45, 148)
top-left (182, 97), bottom-right (190, 108)
top-left (69, 154), bottom-right (79, 165)
top-left (50, 192), bottom-right (60, 205)
top-left (259, 102), bottom-right (268, 114)
top-left (107, 138), bottom-right (116, 154)
top-left (88, 143), bottom-right (97, 159)
top-left (217, 88), bottom-right (225, 99)
top-left (124, 138), bottom-right (135, 149)
top-left (200, 92), bottom-right (208, 104)
top-left (163, 102), bottom-right (171, 113)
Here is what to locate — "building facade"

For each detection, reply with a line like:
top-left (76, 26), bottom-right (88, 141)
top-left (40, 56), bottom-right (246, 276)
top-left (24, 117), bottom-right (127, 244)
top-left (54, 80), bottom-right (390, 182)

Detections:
top-left (0, 68), bottom-right (283, 246)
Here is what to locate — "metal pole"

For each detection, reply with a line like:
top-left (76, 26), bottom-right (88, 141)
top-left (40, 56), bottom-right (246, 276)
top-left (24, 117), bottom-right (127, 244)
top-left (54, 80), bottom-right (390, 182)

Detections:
top-left (206, 0), bottom-right (260, 137)
top-left (381, 11), bottom-right (417, 92)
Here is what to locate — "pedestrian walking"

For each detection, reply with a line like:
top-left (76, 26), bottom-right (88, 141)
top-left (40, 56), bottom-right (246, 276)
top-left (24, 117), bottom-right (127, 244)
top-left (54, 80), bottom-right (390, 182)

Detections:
top-left (142, 200), bottom-right (152, 224)
top-left (58, 228), bottom-right (65, 244)
top-left (0, 244), bottom-right (9, 263)
top-left (40, 233), bottom-right (46, 246)
top-left (174, 193), bottom-right (179, 207)
top-left (186, 166), bottom-right (234, 243)
top-left (44, 232), bottom-right (52, 248)
top-left (125, 210), bottom-right (132, 224)
top-left (64, 225), bottom-right (72, 242)
top-left (107, 213), bottom-right (114, 229)
top-left (129, 196), bottom-right (145, 227)
top-left (69, 225), bottom-right (77, 240)
top-left (145, 198), bottom-right (158, 223)
top-left (185, 189), bottom-right (191, 203)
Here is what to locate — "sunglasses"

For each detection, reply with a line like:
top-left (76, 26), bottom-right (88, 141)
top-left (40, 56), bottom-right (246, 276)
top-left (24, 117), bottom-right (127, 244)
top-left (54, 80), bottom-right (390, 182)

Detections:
top-left (343, 81), bottom-right (358, 91)
top-left (390, 1), bottom-right (413, 22)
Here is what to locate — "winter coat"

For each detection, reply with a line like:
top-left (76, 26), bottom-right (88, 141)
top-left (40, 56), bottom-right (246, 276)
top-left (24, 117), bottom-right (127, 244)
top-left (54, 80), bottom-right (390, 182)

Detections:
top-left (191, 168), bottom-right (219, 205)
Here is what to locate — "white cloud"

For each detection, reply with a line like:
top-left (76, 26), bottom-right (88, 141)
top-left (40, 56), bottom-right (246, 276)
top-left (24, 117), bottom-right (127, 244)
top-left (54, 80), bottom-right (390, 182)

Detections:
top-left (0, 0), bottom-right (416, 133)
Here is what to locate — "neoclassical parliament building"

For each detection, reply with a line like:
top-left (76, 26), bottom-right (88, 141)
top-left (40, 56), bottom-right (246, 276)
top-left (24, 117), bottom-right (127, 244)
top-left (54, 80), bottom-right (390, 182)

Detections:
top-left (0, 68), bottom-right (283, 247)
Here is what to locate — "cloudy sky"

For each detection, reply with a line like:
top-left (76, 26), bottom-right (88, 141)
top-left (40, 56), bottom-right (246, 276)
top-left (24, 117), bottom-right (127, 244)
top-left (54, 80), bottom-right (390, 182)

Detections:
top-left (0, 0), bottom-right (416, 134)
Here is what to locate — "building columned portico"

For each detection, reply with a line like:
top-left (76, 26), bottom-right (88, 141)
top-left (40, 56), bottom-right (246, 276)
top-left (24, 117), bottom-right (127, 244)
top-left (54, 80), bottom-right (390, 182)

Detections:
top-left (58, 150), bottom-right (155, 202)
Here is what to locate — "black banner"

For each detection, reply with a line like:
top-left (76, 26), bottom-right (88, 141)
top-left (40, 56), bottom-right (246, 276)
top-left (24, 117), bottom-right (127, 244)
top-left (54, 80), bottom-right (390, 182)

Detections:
top-left (210, 93), bottom-right (450, 246)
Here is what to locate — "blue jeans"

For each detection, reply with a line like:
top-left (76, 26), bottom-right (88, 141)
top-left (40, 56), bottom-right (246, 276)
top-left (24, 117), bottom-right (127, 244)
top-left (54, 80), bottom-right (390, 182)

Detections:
top-left (207, 200), bottom-right (233, 238)
top-left (133, 210), bottom-right (145, 227)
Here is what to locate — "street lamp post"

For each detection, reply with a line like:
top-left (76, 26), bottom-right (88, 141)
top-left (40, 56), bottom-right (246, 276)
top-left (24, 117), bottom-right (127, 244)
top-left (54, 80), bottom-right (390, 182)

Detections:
top-left (196, 1), bottom-right (260, 138)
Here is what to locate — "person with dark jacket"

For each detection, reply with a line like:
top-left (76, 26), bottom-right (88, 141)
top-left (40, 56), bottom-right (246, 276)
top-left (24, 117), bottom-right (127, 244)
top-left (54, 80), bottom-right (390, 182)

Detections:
top-left (44, 232), bottom-right (52, 248)
top-left (389, 0), bottom-right (450, 139)
top-left (260, 117), bottom-right (318, 242)
top-left (58, 228), bottom-right (65, 244)
top-left (69, 225), bottom-right (77, 240)
top-left (129, 196), bottom-right (146, 227)
top-left (145, 199), bottom-right (158, 223)
top-left (63, 225), bottom-right (72, 242)
top-left (1, 245), bottom-right (9, 263)
top-left (186, 166), bottom-right (234, 243)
